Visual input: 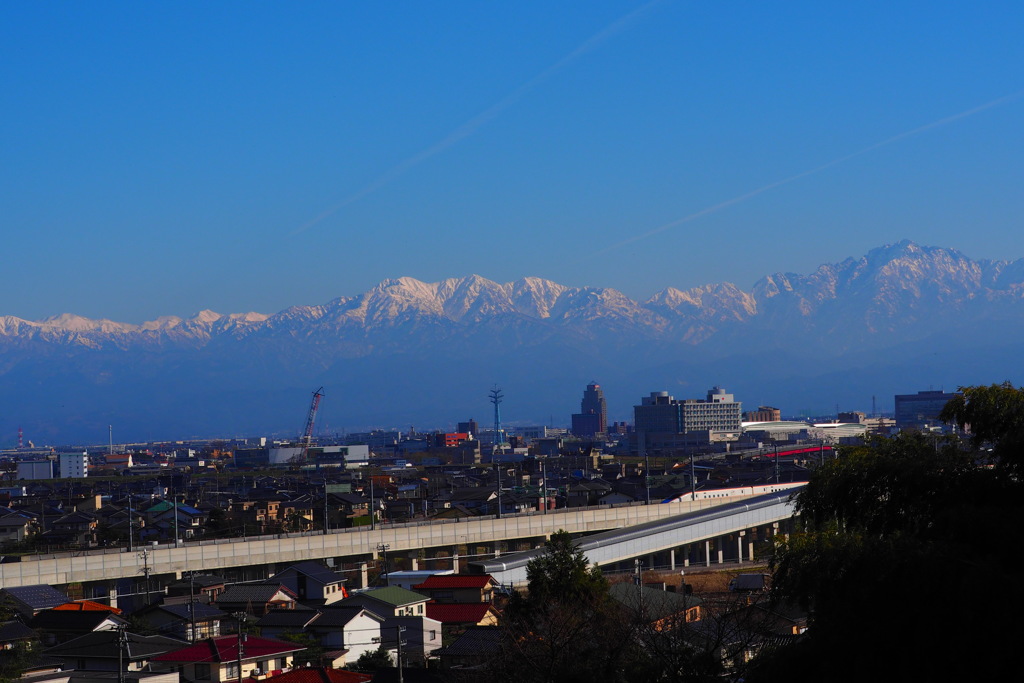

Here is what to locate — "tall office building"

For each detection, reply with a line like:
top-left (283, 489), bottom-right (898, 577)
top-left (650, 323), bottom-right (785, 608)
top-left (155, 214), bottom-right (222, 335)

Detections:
top-left (633, 387), bottom-right (742, 435)
top-left (894, 390), bottom-right (960, 430)
top-left (571, 382), bottom-right (608, 437)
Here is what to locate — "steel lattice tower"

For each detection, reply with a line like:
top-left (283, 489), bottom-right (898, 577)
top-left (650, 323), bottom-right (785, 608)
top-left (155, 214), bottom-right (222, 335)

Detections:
top-left (489, 386), bottom-right (504, 454)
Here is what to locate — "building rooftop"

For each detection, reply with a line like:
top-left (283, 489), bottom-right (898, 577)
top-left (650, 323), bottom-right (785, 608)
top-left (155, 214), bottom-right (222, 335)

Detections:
top-left (151, 635), bottom-right (303, 663)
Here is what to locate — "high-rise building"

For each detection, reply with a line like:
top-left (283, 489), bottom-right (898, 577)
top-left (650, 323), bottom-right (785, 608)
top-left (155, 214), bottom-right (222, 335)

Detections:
top-left (744, 406), bottom-right (782, 422)
top-left (894, 390), bottom-right (960, 430)
top-left (457, 419), bottom-right (480, 439)
top-left (571, 382), bottom-right (608, 437)
top-left (633, 387), bottom-right (742, 436)
top-left (58, 451), bottom-right (89, 478)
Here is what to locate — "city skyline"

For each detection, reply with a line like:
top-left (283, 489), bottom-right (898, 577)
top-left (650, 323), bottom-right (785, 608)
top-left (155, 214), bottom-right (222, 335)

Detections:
top-left (3, 2), bottom-right (1023, 323)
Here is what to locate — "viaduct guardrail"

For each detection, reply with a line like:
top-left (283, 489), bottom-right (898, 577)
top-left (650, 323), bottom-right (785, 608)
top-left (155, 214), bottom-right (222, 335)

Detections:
top-left (0, 485), bottom-right (802, 589)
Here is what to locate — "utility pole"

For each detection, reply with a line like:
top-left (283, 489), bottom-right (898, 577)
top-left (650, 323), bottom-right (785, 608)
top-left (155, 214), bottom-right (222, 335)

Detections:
top-left (172, 485), bottom-right (179, 547)
top-left (323, 481), bottom-right (330, 535)
top-left (634, 559), bottom-right (644, 623)
top-left (369, 474), bottom-right (376, 531)
top-left (495, 463), bottom-right (502, 519)
top-left (689, 456), bottom-right (696, 500)
top-left (188, 571), bottom-right (198, 641)
top-left (377, 543), bottom-right (390, 586)
top-left (127, 494), bottom-right (134, 553)
top-left (396, 625), bottom-right (406, 683)
top-left (541, 460), bottom-right (547, 514)
top-left (139, 549), bottom-right (152, 605)
top-left (117, 625), bottom-right (127, 683)
top-left (233, 612), bottom-right (247, 683)
top-left (644, 453), bottom-right (651, 505)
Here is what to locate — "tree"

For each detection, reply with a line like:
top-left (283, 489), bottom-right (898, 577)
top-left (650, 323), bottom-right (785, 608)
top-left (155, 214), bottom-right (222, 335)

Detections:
top-left (279, 632), bottom-right (325, 668)
top-left (748, 420), bottom-right (1024, 682)
top-left (523, 530), bottom-right (608, 605)
top-left (355, 645), bottom-right (392, 670)
top-left (940, 381), bottom-right (1024, 474)
top-left (484, 531), bottom-right (637, 683)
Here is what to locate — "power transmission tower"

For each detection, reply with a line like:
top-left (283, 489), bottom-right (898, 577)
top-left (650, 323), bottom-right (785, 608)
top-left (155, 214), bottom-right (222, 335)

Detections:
top-left (489, 386), bottom-right (504, 455)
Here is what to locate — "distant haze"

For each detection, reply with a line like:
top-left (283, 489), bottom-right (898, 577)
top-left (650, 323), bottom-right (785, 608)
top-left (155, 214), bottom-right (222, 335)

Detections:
top-left (1, 241), bottom-right (1020, 445)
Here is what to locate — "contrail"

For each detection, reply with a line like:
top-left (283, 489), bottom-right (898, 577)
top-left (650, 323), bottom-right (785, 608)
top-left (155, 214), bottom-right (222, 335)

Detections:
top-left (293, 0), bottom-right (667, 235)
top-left (594, 90), bottom-right (1024, 255)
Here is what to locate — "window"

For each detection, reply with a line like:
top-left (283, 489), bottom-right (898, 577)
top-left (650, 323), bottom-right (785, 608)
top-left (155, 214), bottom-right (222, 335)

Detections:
top-left (195, 664), bottom-right (211, 680)
top-left (418, 604), bottom-right (423, 614)
top-left (225, 662), bottom-right (239, 679)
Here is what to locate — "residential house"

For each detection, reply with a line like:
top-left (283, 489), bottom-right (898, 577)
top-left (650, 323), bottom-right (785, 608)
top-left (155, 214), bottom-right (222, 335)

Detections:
top-left (215, 583), bottom-right (297, 617)
top-left (432, 626), bottom-right (502, 671)
top-left (382, 570), bottom-right (453, 592)
top-left (167, 575), bottom-right (227, 604)
top-left (379, 615), bottom-right (444, 665)
top-left (247, 668), bottom-right (371, 683)
top-left (424, 603), bottom-right (500, 633)
top-left (41, 511), bottom-right (99, 548)
top-left (339, 587), bottom-right (429, 619)
top-left (43, 631), bottom-right (185, 672)
top-left (0, 512), bottom-right (35, 546)
top-left (436, 488), bottom-right (495, 514)
top-left (0, 619), bottom-right (37, 651)
top-left (272, 561), bottom-right (348, 607)
top-left (30, 604), bottom-right (127, 646)
top-left (412, 574), bottom-right (496, 604)
top-left (150, 635), bottom-right (303, 683)
top-left (608, 583), bottom-right (703, 627)
top-left (0, 585), bottom-right (70, 618)
top-left (151, 504), bottom-right (208, 540)
top-left (257, 605), bottom-right (384, 667)
top-left (133, 601), bottom-right (229, 641)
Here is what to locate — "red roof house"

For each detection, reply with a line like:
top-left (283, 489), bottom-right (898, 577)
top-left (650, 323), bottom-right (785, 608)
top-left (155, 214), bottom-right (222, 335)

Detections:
top-left (151, 635), bottom-right (304, 683)
top-left (412, 574), bottom-right (496, 603)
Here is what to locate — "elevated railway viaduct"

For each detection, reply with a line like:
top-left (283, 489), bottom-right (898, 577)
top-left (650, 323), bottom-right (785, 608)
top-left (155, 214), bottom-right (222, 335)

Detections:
top-left (0, 486), bottom-right (801, 603)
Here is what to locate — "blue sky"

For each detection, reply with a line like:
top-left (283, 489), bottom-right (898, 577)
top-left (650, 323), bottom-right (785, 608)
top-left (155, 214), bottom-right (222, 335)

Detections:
top-left (3, 1), bottom-right (1023, 323)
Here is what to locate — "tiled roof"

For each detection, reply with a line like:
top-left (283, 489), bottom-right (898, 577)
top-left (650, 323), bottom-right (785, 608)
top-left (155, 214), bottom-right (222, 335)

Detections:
top-left (30, 609), bottom-right (126, 631)
top-left (432, 626), bottom-right (502, 657)
top-left (425, 603), bottom-right (495, 625)
top-left (168, 574), bottom-right (225, 589)
top-left (311, 607), bottom-right (378, 628)
top-left (155, 602), bottom-right (228, 621)
top-left (152, 635), bottom-right (304, 663)
top-left (44, 631), bottom-right (185, 660)
top-left (217, 583), bottom-right (297, 605)
top-left (258, 668), bottom-right (371, 683)
top-left (412, 574), bottom-right (494, 590)
top-left (256, 610), bottom-right (320, 629)
top-left (343, 587), bottom-right (427, 608)
top-left (0, 620), bottom-right (36, 643)
top-left (1, 584), bottom-right (69, 611)
top-left (52, 600), bottom-right (122, 614)
top-left (276, 561), bottom-right (342, 585)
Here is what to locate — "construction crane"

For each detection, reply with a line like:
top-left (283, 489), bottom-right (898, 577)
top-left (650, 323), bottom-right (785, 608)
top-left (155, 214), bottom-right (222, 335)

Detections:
top-left (300, 387), bottom-right (324, 463)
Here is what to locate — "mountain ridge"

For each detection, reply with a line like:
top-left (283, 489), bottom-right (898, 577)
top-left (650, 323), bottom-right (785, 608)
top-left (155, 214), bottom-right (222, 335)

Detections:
top-left (2, 240), bottom-right (1022, 443)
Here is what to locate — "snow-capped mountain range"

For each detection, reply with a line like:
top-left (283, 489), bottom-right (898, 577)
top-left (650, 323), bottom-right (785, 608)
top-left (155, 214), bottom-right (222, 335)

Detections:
top-left (2, 240), bottom-right (1022, 443)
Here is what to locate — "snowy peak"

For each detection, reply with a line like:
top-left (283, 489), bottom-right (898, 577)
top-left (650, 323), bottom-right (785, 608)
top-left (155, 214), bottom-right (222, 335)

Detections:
top-left (2, 242), bottom-right (1023, 349)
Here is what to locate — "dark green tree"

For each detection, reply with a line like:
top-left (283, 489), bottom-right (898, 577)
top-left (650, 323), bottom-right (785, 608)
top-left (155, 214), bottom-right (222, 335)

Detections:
top-left (748, 417), bottom-right (1024, 682)
top-left (941, 381), bottom-right (1024, 474)
top-left (523, 530), bottom-right (609, 605)
top-left (485, 531), bottom-right (637, 683)
top-left (355, 645), bottom-right (392, 670)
